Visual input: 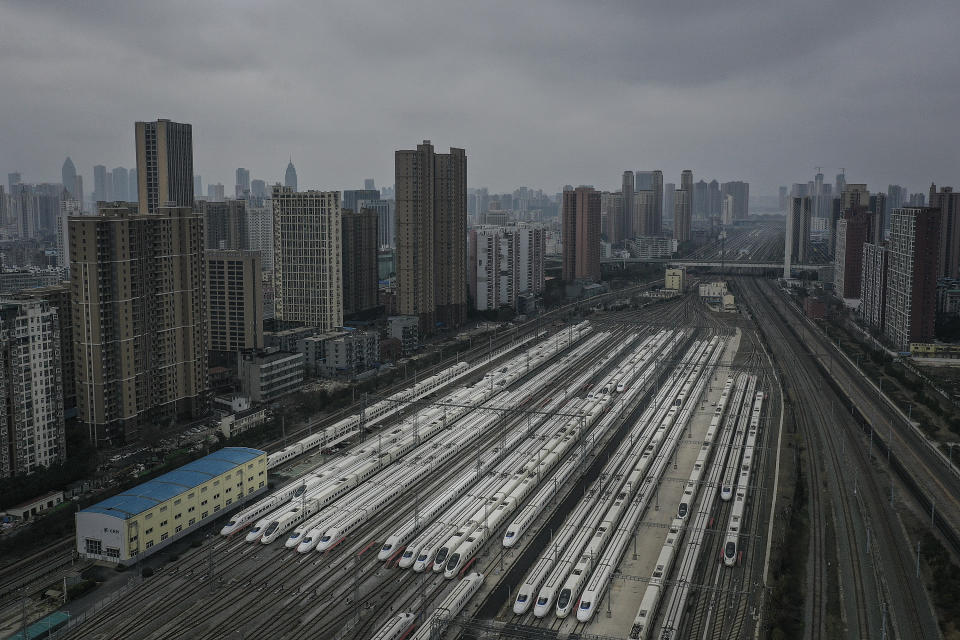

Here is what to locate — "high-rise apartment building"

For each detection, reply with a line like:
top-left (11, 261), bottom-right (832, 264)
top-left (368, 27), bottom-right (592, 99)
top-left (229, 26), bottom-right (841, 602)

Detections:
top-left (128, 169), bottom-right (137, 205)
top-left (884, 207), bottom-right (941, 352)
top-left (235, 168), bottom-right (250, 198)
top-left (247, 202), bottom-right (274, 273)
top-left (634, 170), bottom-right (663, 235)
top-left (70, 205), bottom-right (207, 446)
top-left (860, 243), bottom-right (888, 332)
top-left (929, 184), bottom-right (960, 279)
top-left (562, 186), bottom-right (601, 282)
top-left (634, 191), bottom-right (657, 237)
top-left (869, 193), bottom-right (887, 244)
top-left (7, 173), bottom-right (21, 194)
top-left (786, 196), bottom-right (812, 263)
top-left (135, 119), bottom-right (194, 214)
top-left (272, 186), bottom-right (343, 330)
top-left (834, 206), bottom-right (875, 299)
top-left (0, 297), bottom-right (65, 477)
top-left (193, 175), bottom-right (203, 197)
top-left (112, 167), bottom-right (129, 202)
top-left (199, 199), bottom-right (248, 250)
top-left (395, 141), bottom-right (467, 332)
top-left (600, 191), bottom-right (623, 245)
top-left (356, 198), bottom-right (395, 248)
top-left (621, 171), bottom-right (634, 241)
top-left (57, 198), bottom-right (82, 270)
top-left (663, 183), bottom-right (675, 225)
top-left (341, 208), bottom-right (379, 315)
top-left (93, 165), bottom-right (109, 205)
top-left (342, 189), bottom-right (380, 216)
top-left (364, 178), bottom-right (376, 191)
top-left (673, 171), bottom-right (693, 243)
top-left (284, 160), bottom-right (297, 191)
top-left (206, 250), bottom-right (263, 354)
top-left (469, 223), bottom-right (545, 311)
top-left (721, 181), bottom-right (750, 220)
top-left (250, 179), bottom-right (267, 199)
top-left (841, 184), bottom-right (869, 212)
top-left (22, 284), bottom-right (75, 417)
top-left (693, 180), bottom-right (709, 220)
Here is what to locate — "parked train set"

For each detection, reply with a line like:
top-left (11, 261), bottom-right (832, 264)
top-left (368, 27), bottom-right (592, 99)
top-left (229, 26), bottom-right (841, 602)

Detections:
top-left (207, 317), bottom-right (766, 639)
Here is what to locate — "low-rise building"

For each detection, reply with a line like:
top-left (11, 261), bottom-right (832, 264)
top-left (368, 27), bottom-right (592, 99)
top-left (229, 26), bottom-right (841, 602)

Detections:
top-left (627, 236), bottom-right (675, 259)
top-left (76, 447), bottom-right (267, 565)
top-left (297, 330), bottom-right (348, 376)
top-left (322, 331), bottom-right (379, 377)
top-left (5, 491), bottom-right (64, 520)
top-left (388, 316), bottom-right (419, 355)
top-left (217, 406), bottom-right (269, 439)
top-left (665, 267), bottom-right (686, 291)
top-left (698, 282), bottom-right (728, 304)
top-left (264, 326), bottom-right (318, 353)
top-left (238, 349), bottom-right (304, 402)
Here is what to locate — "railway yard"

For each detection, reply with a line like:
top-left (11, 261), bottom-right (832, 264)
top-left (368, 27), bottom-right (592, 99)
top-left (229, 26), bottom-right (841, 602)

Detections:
top-left (7, 278), bottom-right (947, 639)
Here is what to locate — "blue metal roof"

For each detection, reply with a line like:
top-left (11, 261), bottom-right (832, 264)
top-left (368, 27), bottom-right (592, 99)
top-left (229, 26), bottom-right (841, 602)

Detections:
top-left (80, 447), bottom-right (264, 520)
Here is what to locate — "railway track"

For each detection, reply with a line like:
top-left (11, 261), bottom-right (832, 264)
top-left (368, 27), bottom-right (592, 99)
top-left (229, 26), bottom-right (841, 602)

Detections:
top-left (0, 539), bottom-right (75, 603)
top-left (743, 277), bottom-right (937, 639)
top-left (60, 321), bottom-right (646, 640)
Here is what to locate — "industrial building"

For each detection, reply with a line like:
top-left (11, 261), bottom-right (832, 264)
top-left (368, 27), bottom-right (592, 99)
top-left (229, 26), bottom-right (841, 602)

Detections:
top-left (76, 447), bottom-right (267, 565)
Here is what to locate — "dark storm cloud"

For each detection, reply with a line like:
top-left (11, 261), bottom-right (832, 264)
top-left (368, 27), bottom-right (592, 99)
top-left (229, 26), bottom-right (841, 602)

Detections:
top-left (0, 0), bottom-right (957, 195)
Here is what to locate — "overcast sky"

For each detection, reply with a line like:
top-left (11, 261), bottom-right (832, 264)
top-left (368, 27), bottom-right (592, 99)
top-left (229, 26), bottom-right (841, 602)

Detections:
top-left (1, 0), bottom-right (958, 196)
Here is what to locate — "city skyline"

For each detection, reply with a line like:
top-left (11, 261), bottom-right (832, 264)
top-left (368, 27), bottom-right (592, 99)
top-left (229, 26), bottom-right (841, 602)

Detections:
top-left (2, 2), bottom-right (958, 195)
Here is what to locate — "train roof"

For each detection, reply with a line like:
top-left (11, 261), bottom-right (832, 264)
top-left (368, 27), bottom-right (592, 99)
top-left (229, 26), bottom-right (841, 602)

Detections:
top-left (80, 447), bottom-right (265, 520)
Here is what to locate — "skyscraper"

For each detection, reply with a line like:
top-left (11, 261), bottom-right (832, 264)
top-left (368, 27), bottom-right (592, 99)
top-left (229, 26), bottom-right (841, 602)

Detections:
top-left (395, 140), bottom-right (467, 332)
top-left (341, 208), bottom-right (379, 315)
top-left (70, 205), bottom-right (208, 445)
top-left (673, 171), bottom-right (693, 243)
top-left (194, 175), bottom-right (203, 197)
top-left (357, 198), bottom-right (395, 248)
top-left (135, 119), bottom-right (194, 214)
top-left (272, 186), bottom-right (342, 330)
top-left (250, 179), bottom-right (267, 199)
top-left (469, 223), bottom-right (545, 310)
top-left (62, 157), bottom-right (79, 200)
top-left (7, 173), bottom-right (20, 194)
top-left (246, 201), bottom-right (274, 273)
top-left (112, 167), bottom-right (129, 202)
top-left (284, 160), bottom-right (298, 191)
top-left (929, 184), bottom-right (960, 279)
top-left (235, 167), bottom-right (250, 198)
top-left (93, 165), bottom-right (109, 204)
top-left (621, 171), bottom-right (634, 241)
top-left (342, 189), bottom-right (380, 215)
top-left (885, 207), bottom-right (940, 351)
top-left (207, 184), bottom-right (225, 201)
top-left (860, 243), bottom-right (888, 332)
top-left (663, 182), bottom-right (675, 226)
top-left (0, 297), bottom-right (65, 477)
top-left (364, 178), bottom-right (376, 191)
top-left (835, 172), bottom-right (846, 197)
top-left (561, 186), bottom-right (601, 282)
top-left (693, 180), bottom-right (709, 220)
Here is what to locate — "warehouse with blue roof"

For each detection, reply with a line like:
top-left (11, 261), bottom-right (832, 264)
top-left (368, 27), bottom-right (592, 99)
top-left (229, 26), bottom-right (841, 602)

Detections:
top-left (76, 447), bottom-right (267, 565)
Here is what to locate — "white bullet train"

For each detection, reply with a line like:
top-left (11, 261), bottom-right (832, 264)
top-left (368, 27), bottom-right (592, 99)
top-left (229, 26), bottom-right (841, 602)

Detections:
top-left (369, 612), bottom-right (415, 640)
top-left (629, 374), bottom-right (752, 640)
top-left (409, 573), bottom-right (485, 640)
top-left (576, 339), bottom-right (725, 622)
top-left (724, 388), bottom-right (764, 567)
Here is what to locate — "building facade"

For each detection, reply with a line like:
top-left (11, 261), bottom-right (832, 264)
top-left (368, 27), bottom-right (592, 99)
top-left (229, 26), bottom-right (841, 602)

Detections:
top-left (468, 223), bottom-right (545, 311)
top-left (0, 297), bottom-right (65, 478)
top-left (272, 186), bottom-right (343, 331)
top-left (200, 199), bottom-right (248, 250)
top-left (206, 250), bottom-right (263, 354)
top-left (70, 205), bottom-right (208, 446)
top-left (76, 447), bottom-right (267, 565)
top-left (395, 141), bottom-right (467, 333)
top-left (860, 243), bottom-right (888, 332)
top-left (135, 119), bottom-right (194, 214)
top-left (929, 184), bottom-right (960, 279)
top-left (884, 208), bottom-right (941, 352)
top-left (238, 350), bottom-right (304, 402)
top-left (562, 187), bottom-right (601, 282)
top-left (834, 207), bottom-right (874, 299)
top-left (341, 208), bottom-right (379, 315)
top-left (23, 284), bottom-right (75, 417)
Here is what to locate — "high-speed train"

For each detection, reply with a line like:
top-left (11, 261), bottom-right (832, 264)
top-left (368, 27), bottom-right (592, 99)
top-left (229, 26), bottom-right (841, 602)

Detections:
top-left (724, 389), bottom-right (764, 567)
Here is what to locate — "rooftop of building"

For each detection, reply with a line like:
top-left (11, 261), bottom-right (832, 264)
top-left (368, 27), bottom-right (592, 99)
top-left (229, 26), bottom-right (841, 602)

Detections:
top-left (79, 447), bottom-right (264, 520)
